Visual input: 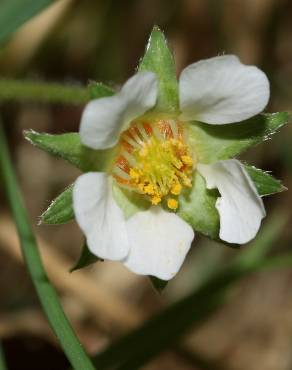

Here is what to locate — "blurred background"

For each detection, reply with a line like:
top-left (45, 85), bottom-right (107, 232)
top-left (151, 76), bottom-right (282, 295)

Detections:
top-left (0, 0), bottom-right (292, 369)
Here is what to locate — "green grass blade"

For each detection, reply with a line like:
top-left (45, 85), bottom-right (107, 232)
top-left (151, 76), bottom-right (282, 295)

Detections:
top-left (94, 213), bottom-right (287, 369)
top-left (0, 0), bottom-right (54, 44)
top-left (95, 266), bottom-right (243, 369)
top-left (0, 123), bottom-right (95, 370)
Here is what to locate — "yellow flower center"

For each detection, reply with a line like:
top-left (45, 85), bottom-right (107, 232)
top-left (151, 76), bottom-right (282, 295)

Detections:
top-left (112, 117), bottom-right (195, 210)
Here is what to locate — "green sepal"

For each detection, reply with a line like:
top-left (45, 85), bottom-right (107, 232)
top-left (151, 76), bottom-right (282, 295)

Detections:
top-left (149, 276), bottom-right (168, 293)
top-left (112, 182), bottom-right (150, 219)
top-left (178, 172), bottom-right (220, 239)
top-left (70, 241), bottom-right (101, 272)
top-left (24, 130), bottom-right (116, 172)
top-left (41, 179), bottom-right (152, 227)
top-left (88, 81), bottom-right (115, 99)
top-left (138, 26), bottom-right (179, 113)
top-left (188, 112), bottom-right (290, 163)
top-left (178, 164), bottom-right (285, 241)
top-left (41, 184), bottom-right (74, 225)
top-left (245, 165), bottom-right (286, 196)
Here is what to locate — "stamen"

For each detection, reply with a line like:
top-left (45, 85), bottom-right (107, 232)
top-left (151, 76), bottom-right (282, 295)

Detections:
top-left (136, 122), bottom-right (150, 141)
top-left (168, 119), bottom-right (179, 138)
top-left (112, 167), bottom-right (130, 180)
top-left (181, 155), bottom-right (193, 166)
top-left (152, 195), bottom-right (162, 205)
top-left (124, 135), bottom-right (141, 148)
top-left (112, 118), bottom-right (195, 210)
top-left (171, 183), bottom-right (182, 195)
top-left (167, 198), bottom-right (178, 210)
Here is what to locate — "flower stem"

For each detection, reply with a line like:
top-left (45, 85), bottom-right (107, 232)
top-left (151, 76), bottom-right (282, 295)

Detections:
top-left (0, 122), bottom-right (96, 370)
top-left (0, 78), bottom-right (91, 105)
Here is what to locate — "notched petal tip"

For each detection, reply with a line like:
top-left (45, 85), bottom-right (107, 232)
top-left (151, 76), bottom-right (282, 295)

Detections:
top-left (179, 54), bottom-right (270, 125)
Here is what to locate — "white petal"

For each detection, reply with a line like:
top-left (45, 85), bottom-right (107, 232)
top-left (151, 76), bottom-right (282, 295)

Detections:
top-left (123, 207), bottom-right (194, 280)
top-left (179, 55), bottom-right (270, 124)
top-left (80, 72), bottom-right (158, 149)
top-left (73, 172), bottom-right (129, 260)
top-left (198, 159), bottom-right (266, 244)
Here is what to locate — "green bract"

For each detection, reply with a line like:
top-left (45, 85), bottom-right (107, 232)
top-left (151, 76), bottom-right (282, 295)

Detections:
top-left (25, 27), bottom-right (289, 276)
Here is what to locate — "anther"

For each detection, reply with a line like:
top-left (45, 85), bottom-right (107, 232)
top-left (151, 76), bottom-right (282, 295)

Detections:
top-left (167, 198), bottom-right (178, 210)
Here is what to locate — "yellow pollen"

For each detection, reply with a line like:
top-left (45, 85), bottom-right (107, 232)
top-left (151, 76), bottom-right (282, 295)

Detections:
top-left (113, 118), bottom-right (195, 209)
top-left (171, 182), bottom-right (182, 195)
top-left (144, 183), bottom-right (155, 195)
top-left (167, 198), bottom-right (178, 210)
top-left (183, 177), bottom-right (192, 187)
top-left (138, 183), bottom-right (145, 192)
top-left (181, 155), bottom-right (193, 166)
top-left (129, 168), bottom-right (140, 181)
top-left (152, 195), bottom-right (162, 205)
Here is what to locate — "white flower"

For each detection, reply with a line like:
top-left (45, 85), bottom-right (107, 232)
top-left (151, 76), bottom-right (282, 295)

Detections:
top-left (73, 55), bottom-right (269, 280)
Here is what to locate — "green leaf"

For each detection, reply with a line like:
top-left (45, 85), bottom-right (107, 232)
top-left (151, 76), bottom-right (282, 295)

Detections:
top-left (70, 242), bottom-right (101, 272)
top-left (138, 26), bottom-right (179, 113)
top-left (41, 184), bottom-right (74, 225)
top-left (88, 81), bottom-right (115, 99)
top-left (0, 0), bottom-right (54, 44)
top-left (188, 112), bottom-right (290, 163)
top-left (24, 130), bottom-right (115, 172)
top-left (245, 165), bottom-right (286, 196)
top-left (149, 276), bottom-right (168, 293)
top-left (112, 182), bottom-right (150, 219)
top-left (178, 172), bottom-right (220, 239)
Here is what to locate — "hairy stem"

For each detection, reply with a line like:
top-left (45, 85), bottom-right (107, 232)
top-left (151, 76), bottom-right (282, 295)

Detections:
top-left (0, 78), bottom-right (91, 104)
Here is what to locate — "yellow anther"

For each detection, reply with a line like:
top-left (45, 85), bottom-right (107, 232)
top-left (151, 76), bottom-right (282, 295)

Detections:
top-left (183, 177), bottom-right (192, 187)
top-left (129, 168), bottom-right (140, 181)
top-left (115, 119), bottom-right (195, 208)
top-left (171, 182), bottom-right (182, 195)
top-left (167, 198), bottom-right (178, 210)
top-left (181, 155), bottom-right (193, 166)
top-left (151, 195), bottom-right (162, 205)
top-left (138, 182), bottom-right (145, 192)
top-left (144, 183), bottom-right (155, 195)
